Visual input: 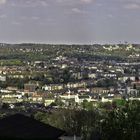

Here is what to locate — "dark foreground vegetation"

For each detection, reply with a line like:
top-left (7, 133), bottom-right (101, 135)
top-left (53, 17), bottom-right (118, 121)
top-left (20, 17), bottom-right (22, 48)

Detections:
top-left (34, 100), bottom-right (140, 140)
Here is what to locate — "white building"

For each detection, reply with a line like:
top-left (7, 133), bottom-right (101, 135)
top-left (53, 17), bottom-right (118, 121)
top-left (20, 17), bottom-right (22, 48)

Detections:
top-left (75, 95), bottom-right (91, 104)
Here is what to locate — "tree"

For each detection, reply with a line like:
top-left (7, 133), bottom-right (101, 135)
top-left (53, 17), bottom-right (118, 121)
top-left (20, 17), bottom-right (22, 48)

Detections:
top-left (62, 68), bottom-right (71, 84)
top-left (135, 76), bottom-right (139, 82)
top-left (55, 98), bottom-right (64, 107)
top-left (34, 109), bottom-right (101, 140)
top-left (81, 100), bottom-right (94, 110)
top-left (101, 100), bottom-right (140, 140)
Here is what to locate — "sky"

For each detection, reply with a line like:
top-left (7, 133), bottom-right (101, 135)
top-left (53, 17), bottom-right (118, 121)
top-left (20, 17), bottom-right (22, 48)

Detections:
top-left (0, 0), bottom-right (140, 44)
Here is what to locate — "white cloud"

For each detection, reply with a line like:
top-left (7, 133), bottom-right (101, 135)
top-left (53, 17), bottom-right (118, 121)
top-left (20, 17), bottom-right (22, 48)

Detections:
top-left (31, 16), bottom-right (40, 20)
top-left (10, 0), bottom-right (48, 8)
top-left (56, 0), bottom-right (94, 5)
top-left (20, 16), bottom-right (40, 20)
top-left (0, 14), bottom-right (7, 18)
top-left (72, 8), bottom-right (83, 13)
top-left (40, 1), bottom-right (48, 6)
top-left (107, 14), bottom-right (113, 18)
top-left (81, 0), bottom-right (93, 3)
top-left (0, 0), bottom-right (6, 5)
top-left (126, 0), bottom-right (140, 3)
top-left (12, 21), bottom-right (21, 25)
top-left (124, 3), bottom-right (140, 9)
top-left (72, 8), bottom-right (87, 14)
top-left (7, 0), bottom-right (94, 8)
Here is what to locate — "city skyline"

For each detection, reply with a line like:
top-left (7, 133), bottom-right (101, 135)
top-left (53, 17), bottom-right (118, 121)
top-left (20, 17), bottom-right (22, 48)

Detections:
top-left (0, 0), bottom-right (140, 44)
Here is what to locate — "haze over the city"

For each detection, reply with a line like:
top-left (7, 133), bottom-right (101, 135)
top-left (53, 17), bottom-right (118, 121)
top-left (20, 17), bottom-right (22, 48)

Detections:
top-left (0, 0), bottom-right (140, 44)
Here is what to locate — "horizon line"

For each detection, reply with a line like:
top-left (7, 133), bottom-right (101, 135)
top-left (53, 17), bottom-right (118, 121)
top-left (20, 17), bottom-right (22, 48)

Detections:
top-left (0, 42), bottom-right (140, 45)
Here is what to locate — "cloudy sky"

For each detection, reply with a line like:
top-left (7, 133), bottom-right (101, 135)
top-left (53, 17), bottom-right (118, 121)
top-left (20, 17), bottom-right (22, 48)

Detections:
top-left (0, 0), bottom-right (140, 44)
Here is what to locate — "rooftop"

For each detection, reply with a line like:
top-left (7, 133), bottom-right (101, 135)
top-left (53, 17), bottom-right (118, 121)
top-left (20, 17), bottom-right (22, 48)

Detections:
top-left (0, 114), bottom-right (65, 140)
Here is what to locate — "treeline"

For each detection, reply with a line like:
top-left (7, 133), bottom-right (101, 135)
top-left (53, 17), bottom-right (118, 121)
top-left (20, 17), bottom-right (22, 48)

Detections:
top-left (0, 44), bottom-right (139, 63)
top-left (34, 100), bottom-right (140, 140)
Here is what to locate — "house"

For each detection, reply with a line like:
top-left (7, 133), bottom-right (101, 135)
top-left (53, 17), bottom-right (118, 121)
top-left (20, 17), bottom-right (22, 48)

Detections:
top-left (6, 86), bottom-right (18, 91)
top-left (91, 88), bottom-right (110, 94)
top-left (90, 94), bottom-right (101, 106)
top-left (42, 84), bottom-right (64, 91)
top-left (120, 75), bottom-right (136, 82)
top-left (44, 99), bottom-right (55, 106)
top-left (67, 81), bottom-right (86, 89)
top-left (78, 88), bottom-right (90, 93)
top-left (127, 88), bottom-right (139, 97)
top-left (28, 92), bottom-right (44, 103)
top-left (103, 73), bottom-right (117, 78)
top-left (59, 93), bottom-right (76, 100)
top-left (1, 93), bottom-right (22, 99)
top-left (0, 75), bottom-right (6, 82)
top-left (129, 97), bottom-right (140, 101)
top-left (71, 72), bottom-right (82, 80)
top-left (31, 96), bottom-right (43, 103)
top-left (0, 89), bottom-right (12, 93)
top-left (88, 73), bottom-right (96, 79)
top-left (1, 93), bottom-right (23, 103)
top-left (131, 81), bottom-right (140, 90)
top-left (75, 95), bottom-right (91, 104)
top-left (102, 94), bottom-right (114, 102)
top-left (24, 83), bottom-right (37, 92)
